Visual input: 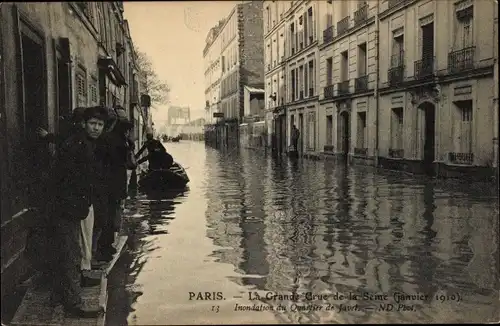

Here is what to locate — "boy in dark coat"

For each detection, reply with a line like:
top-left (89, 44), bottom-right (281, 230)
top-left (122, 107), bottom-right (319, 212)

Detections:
top-left (50, 106), bottom-right (108, 317)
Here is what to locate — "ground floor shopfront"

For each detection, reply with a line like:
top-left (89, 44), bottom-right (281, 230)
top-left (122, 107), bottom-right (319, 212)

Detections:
top-left (267, 78), bottom-right (497, 181)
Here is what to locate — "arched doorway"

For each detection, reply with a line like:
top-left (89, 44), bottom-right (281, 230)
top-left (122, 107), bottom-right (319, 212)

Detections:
top-left (338, 111), bottom-right (350, 159)
top-left (419, 101), bottom-right (436, 176)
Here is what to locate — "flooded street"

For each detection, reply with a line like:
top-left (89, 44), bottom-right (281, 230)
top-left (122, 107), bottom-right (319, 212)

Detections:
top-left (106, 141), bottom-right (499, 325)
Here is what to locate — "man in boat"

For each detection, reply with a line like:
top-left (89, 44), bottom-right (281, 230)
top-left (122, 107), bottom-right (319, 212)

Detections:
top-left (135, 130), bottom-right (174, 170)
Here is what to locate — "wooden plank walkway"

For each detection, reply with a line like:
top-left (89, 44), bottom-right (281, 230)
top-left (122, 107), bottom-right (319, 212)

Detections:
top-left (10, 236), bottom-right (128, 326)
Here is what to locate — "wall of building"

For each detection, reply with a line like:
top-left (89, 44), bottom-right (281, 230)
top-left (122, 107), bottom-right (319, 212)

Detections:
top-left (0, 1), bottom-right (140, 302)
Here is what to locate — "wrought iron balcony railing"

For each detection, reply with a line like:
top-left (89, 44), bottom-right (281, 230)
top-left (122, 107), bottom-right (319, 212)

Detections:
top-left (448, 46), bottom-right (475, 74)
top-left (354, 5), bottom-right (368, 26)
top-left (324, 84), bottom-right (335, 99)
top-left (355, 75), bottom-right (368, 92)
top-left (414, 57), bottom-right (434, 80)
top-left (337, 16), bottom-right (350, 36)
top-left (388, 66), bottom-right (404, 86)
top-left (388, 0), bottom-right (405, 9)
top-left (323, 25), bottom-right (334, 43)
top-left (389, 148), bottom-right (404, 158)
top-left (337, 80), bottom-right (350, 95)
top-left (449, 152), bottom-right (473, 165)
top-left (354, 147), bottom-right (368, 156)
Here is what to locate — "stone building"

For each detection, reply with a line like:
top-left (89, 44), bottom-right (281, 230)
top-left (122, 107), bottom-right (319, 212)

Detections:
top-left (0, 1), bottom-right (141, 302)
top-left (265, 0), bottom-right (497, 180)
top-left (203, 1), bottom-right (264, 150)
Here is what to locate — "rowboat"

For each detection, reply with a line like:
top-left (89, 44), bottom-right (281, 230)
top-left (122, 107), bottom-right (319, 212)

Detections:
top-left (138, 161), bottom-right (189, 190)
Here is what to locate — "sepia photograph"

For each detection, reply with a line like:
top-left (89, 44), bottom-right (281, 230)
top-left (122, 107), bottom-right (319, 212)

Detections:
top-left (0, 0), bottom-right (498, 325)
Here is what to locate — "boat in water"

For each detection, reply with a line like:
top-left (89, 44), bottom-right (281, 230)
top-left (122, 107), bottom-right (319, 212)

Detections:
top-left (138, 161), bottom-right (190, 191)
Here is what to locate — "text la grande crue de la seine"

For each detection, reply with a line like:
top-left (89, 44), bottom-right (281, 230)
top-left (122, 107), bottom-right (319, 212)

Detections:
top-left (248, 291), bottom-right (433, 303)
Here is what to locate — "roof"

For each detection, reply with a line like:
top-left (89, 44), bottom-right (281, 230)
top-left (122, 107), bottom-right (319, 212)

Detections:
top-left (244, 86), bottom-right (265, 94)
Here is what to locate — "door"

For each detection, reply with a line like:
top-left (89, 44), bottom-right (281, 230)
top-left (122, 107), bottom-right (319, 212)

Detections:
top-left (299, 113), bottom-right (304, 153)
top-left (423, 103), bottom-right (436, 175)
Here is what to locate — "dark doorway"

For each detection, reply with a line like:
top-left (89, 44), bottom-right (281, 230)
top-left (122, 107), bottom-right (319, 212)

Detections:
top-left (21, 32), bottom-right (48, 204)
top-left (421, 22), bottom-right (434, 77)
top-left (280, 115), bottom-right (286, 154)
top-left (422, 102), bottom-right (436, 175)
top-left (340, 111), bottom-right (350, 159)
top-left (298, 113), bottom-right (304, 154)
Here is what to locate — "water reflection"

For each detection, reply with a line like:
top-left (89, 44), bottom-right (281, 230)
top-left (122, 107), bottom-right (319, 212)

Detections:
top-left (204, 148), bottom-right (499, 323)
top-left (107, 143), bottom-right (498, 324)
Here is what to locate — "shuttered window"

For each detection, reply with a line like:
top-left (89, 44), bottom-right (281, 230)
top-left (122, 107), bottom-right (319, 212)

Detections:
top-left (75, 69), bottom-right (88, 107)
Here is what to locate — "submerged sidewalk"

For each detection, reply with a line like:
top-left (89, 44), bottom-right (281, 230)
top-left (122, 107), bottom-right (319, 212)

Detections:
top-left (10, 236), bottom-right (128, 326)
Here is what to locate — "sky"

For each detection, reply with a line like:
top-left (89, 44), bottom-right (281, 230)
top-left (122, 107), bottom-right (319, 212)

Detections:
top-left (123, 1), bottom-right (237, 124)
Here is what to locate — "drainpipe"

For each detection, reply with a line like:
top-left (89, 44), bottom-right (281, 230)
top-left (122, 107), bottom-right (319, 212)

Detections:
top-left (374, 4), bottom-right (380, 166)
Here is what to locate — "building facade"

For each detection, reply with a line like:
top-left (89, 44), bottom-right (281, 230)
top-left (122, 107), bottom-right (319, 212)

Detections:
top-left (265, 0), bottom-right (497, 180)
top-left (0, 2), bottom-right (141, 301)
top-left (204, 1), bottom-right (264, 149)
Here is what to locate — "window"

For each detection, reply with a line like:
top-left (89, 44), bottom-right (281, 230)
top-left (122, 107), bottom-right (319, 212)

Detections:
top-left (326, 57), bottom-right (333, 85)
top-left (326, 115), bottom-right (333, 146)
top-left (356, 111), bottom-right (367, 149)
top-left (290, 23), bottom-right (295, 55)
top-left (358, 43), bottom-right (367, 76)
top-left (299, 65), bottom-right (304, 99)
top-left (454, 2), bottom-right (474, 50)
top-left (454, 100), bottom-right (473, 154)
top-left (391, 30), bottom-right (404, 67)
top-left (75, 67), bottom-right (87, 107)
top-left (390, 107), bottom-right (404, 151)
top-left (340, 51), bottom-right (348, 82)
top-left (290, 68), bottom-right (296, 101)
top-left (308, 7), bottom-right (314, 44)
top-left (308, 60), bottom-right (314, 97)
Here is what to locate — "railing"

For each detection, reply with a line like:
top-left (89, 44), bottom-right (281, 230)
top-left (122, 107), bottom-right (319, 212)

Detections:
top-left (267, 63), bottom-right (271, 71)
top-left (354, 5), bottom-right (368, 26)
top-left (337, 16), bottom-right (350, 36)
top-left (354, 147), bottom-right (368, 156)
top-left (388, 0), bottom-right (405, 9)
top-left (414, 57), bottom-right (434, 80)
top-left (337, 80), bottom-right (350, 95)
top-left (448, 46), bottom-right (475, 74)
top-left (324, 84), bottom-right (335, 99)
top-left (355, 75), bottom-right (368, 92)
top-left (449, 152), bottom-right (474, 165)
top-left (389, 148), bottom-right (404, 158)
top-left (388, 66), bottom-right (404, 86)
top-left (324, 145), bottom-right (334, 152)
top-left (323, 25), bottom-right (334, 43)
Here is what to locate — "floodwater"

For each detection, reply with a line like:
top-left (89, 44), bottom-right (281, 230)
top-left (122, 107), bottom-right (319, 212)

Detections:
top-left (106, 141), bottom-right (499, 325)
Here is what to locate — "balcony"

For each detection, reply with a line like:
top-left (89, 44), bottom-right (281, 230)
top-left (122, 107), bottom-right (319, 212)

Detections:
top-left (355, 75), bottom-right (368, 92)
top-left (449, 152), bottom-right (474, 165)
top-left (414, 57), bottom-right (434, 80)
top-left (354, 5), bottom-right (368, 26)
top-left (337, 80), bottom-right (350, 95)
top-left (323, 25), bottom-right (334, 43)
top-left (354, 147), bottom-right (368, 156)
top-left (324, 84), bottom-right (335, 99)
top-left (267, 63), bottom-right (271, 71)
top-left (388, 0), bottom-right (405, 9)
top-left (389, 148), bottom-right (404, 158)
top-left (337, 16), bottom-right (350, 37)
top-left (448, 46), bottom-right (475, 74)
